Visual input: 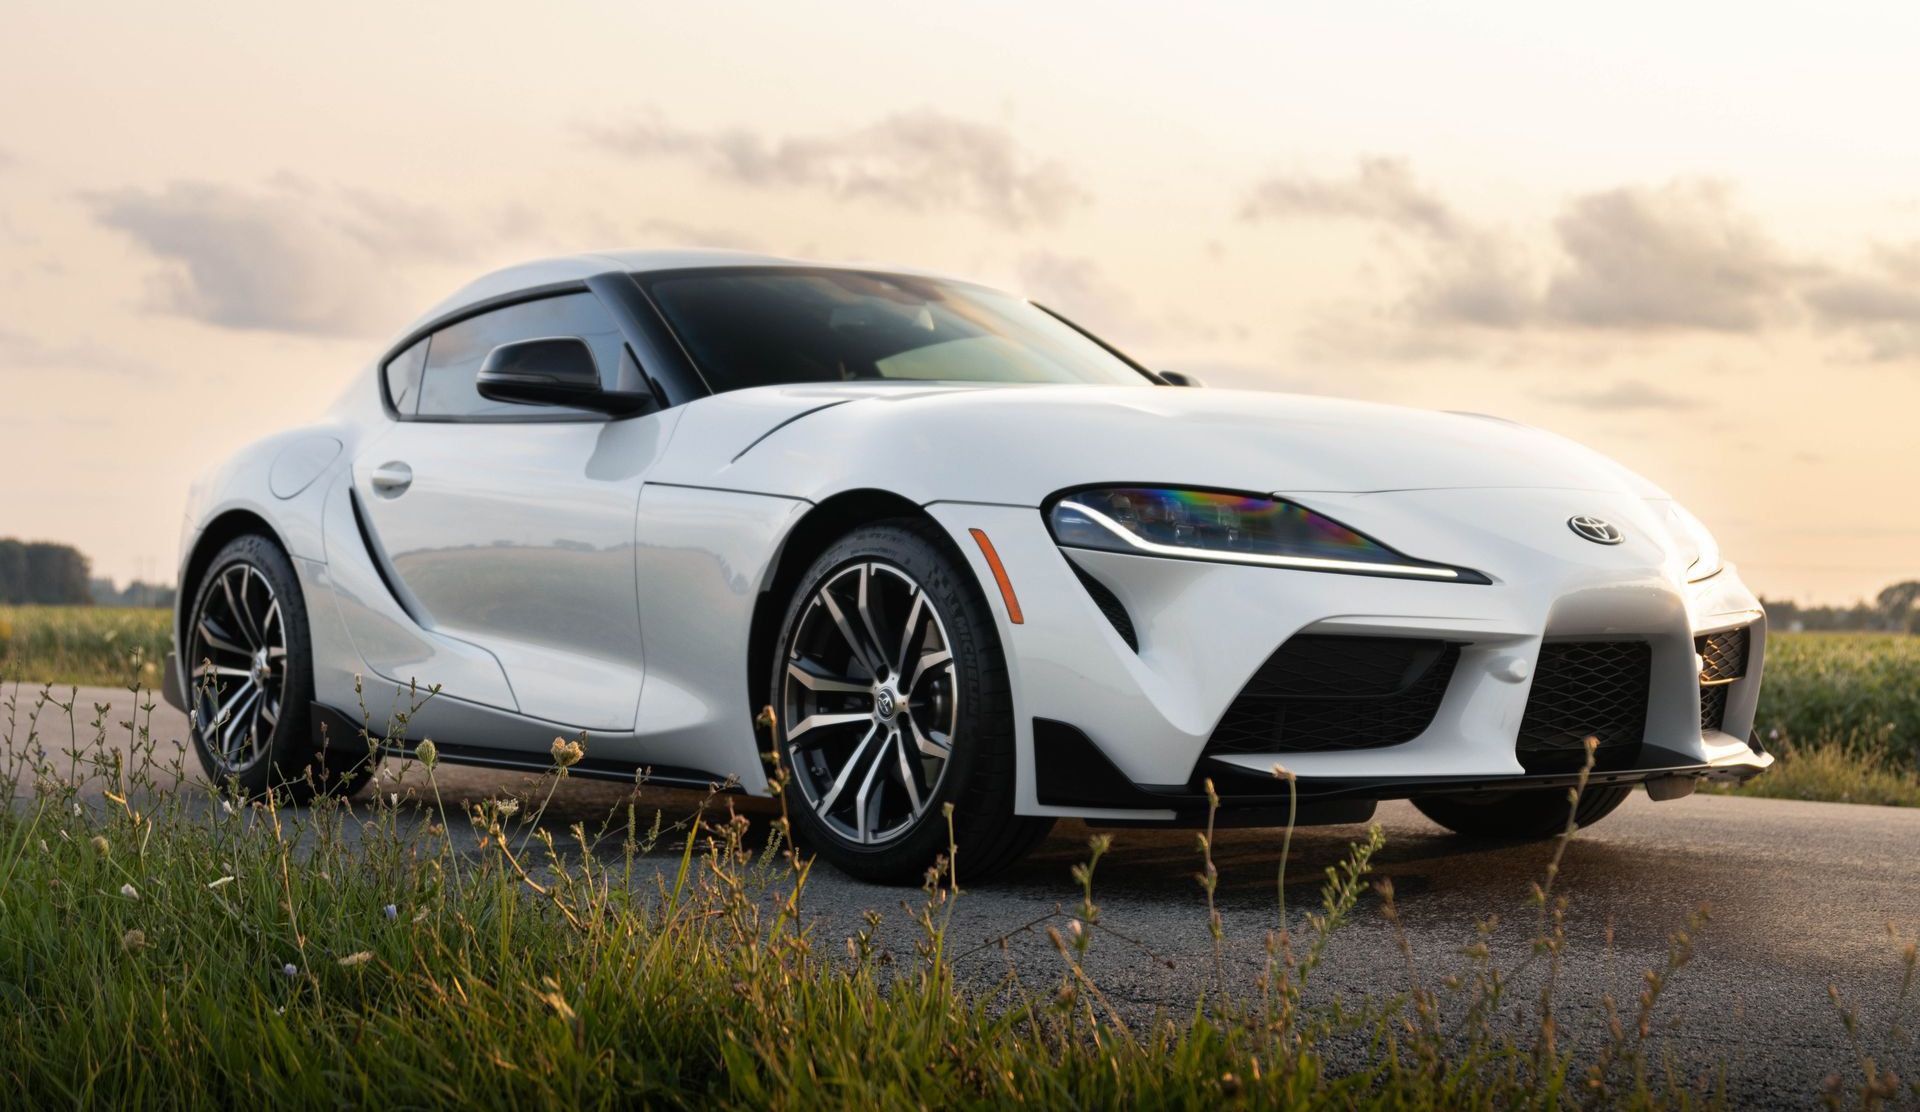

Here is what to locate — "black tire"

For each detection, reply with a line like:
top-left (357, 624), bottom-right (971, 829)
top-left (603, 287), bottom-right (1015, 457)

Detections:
top-left (768, 519), bottom-right (1053, 884)
top-left (1412, 783), bottom-right (1633, 840)
top-left (184, 534), bottom-right (372, 802)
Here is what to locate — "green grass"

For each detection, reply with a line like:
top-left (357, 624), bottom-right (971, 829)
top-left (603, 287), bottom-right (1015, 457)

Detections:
top-left (1714, 739), bottom-right (1920, 807)
top-left (1751, 632), bottom-right (1920, 763)
top-left (0, 605), bottom-right (170, 689)
top-left (1, 693), bottom-right (1913, 1109)
top-left (1716, 632), bottom-right (1920, 807)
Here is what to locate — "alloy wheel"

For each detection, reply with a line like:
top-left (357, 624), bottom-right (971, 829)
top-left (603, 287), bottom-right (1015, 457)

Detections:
top-left (781, 561), bottom-right (958, 845)
top-left (189, 562), bottom-right (287, 776)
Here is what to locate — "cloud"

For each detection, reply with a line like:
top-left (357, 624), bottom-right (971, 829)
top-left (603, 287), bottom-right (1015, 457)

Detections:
top-left (1242, 158), bottom-right (1461, 240)
top-left (1014, 251), bottom-right (1140, 337)
top-left (1260, 164), bottom-right (1835, 353)
top-left (1408, 234), bottom-right (1538, 328)
top-left (1805, 275), bottom-right (1920, 324)
top-left (635, 218), bottom-right (762, 251)
top-left (87, 180), bottom-right (484, 336)
top-left (1802, 246), bottom-right (1920, 360)
top-left (590, 109), bottom-right (1087, 228)
top-left (1539, 180), bottom-right (1801, 332)
top-left (1540, 378), bottom-right (1699, 412)
top-left (1416, 180), bottom-right (1804, 334)
top-left (0, 326), bottom-right (157, 378)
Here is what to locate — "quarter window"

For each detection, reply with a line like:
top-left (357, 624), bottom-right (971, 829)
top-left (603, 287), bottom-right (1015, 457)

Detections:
top-left (411, 292), bottom-right (626, 420)
top-left (382, 337), bottom-right (428, 416)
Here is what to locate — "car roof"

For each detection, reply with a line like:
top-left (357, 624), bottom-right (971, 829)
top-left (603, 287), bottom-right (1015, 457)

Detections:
top-left (396, 249), bottom-right (988, 346)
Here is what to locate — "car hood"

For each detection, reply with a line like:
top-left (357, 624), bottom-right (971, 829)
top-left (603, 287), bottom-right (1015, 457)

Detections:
top-left (651, 382), bottom-right (1666, 504)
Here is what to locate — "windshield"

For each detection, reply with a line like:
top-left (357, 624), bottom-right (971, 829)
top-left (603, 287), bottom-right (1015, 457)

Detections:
top-left (642, 268), bottom-right (1155, 393)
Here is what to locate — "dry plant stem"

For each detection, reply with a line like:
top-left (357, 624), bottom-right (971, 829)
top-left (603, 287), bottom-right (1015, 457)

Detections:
top-left (1198, 777), bottom-right (1226, 994)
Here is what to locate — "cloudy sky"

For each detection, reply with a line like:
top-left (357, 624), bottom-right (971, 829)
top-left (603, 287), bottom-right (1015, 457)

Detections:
top-left (1, 0), bottom-right (1915, 601)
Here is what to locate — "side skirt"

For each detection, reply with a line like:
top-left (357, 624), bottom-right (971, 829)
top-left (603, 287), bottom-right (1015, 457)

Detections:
top-left (308, 703), bottom-right (743, 793)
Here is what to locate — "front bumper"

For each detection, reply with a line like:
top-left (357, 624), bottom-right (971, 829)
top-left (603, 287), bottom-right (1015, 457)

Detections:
top-left (1032, 715), bottom-right (1766, 827)
top-left (161, 651), bottom-right (188, 713)
top-left (929, 489), bottom-right (1770, 822)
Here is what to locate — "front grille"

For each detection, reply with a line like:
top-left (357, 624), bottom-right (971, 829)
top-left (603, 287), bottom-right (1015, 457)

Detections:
top-left (1696, 626), bottom-right (1751, 733)
top-left (1206, 635), bottom-right (1458, 754)
top-left (1517, 641), bottom-right (1651, 773)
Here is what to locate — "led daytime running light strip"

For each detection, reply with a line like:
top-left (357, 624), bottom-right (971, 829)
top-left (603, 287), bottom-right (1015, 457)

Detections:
top-left (1056, 499), bottom-right (1463, 580)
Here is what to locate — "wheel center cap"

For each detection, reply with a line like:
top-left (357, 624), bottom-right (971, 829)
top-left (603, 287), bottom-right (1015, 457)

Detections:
top-left (875, 688), bottom-right (899, 722)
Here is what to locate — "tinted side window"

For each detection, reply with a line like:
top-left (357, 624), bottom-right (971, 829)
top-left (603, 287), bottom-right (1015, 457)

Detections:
top-left (415, 292), bottom-right (625, 419)
top-left (382, 337), bottom-right (429, 415)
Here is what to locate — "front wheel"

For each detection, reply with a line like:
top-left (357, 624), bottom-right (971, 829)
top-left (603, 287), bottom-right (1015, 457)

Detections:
top-left (769, 520), bottom-right (1052, 884)
top-left (184, 534), bottom-right (371, 802)
top-left (1413, 783), bottom-right (1633, 840)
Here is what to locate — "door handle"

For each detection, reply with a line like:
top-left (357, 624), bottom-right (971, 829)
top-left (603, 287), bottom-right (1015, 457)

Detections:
top-left (369, 461), bottom-right (413, 496)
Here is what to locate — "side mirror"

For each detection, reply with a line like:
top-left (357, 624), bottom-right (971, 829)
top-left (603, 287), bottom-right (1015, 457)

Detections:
top-left (475, 338), bottom-right (653, 415)
top-left (1158, 370), bottom-right (1205, 387)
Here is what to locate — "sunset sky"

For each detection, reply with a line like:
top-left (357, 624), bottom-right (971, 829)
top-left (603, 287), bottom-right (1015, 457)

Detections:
top-left (1, 1), bottom-right (1915, 602)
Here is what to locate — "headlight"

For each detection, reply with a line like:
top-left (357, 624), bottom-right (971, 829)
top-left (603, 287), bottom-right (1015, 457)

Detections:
top-left (1664, 502), bottom-right (1723, 582)
top-left (1045, 487), bottom-right (1489, 583)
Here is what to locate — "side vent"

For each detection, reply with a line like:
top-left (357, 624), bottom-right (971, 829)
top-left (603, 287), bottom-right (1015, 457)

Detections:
top-left (348, 488), bottom-right (427, 626)
top-left (1068, 560), bottom-right (1138, 652)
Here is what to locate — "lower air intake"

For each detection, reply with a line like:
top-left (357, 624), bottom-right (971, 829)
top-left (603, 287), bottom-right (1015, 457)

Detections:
top-left (1516, 641), bottom-right (1651, 773)
top-left (1206, 635), bottom-right (1459, 755)
top-left (1696, 626), bottom-right (1751, 733)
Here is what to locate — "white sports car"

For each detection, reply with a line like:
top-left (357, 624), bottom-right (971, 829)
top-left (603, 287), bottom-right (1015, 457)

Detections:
top-left (165, 250), bottom-right (1770, 881)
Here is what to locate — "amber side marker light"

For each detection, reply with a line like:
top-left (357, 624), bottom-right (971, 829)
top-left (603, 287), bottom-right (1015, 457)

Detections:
top-left (968, 528), bottom-right (1024, 625)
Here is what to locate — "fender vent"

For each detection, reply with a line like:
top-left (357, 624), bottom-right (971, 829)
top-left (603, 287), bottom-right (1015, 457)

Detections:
top-left (348, 488), bottom-right (426, 626)
top-left (1068, 560), bottom-right (1138, 652)
top-left (1205, 635), bottom-right (1459, 754)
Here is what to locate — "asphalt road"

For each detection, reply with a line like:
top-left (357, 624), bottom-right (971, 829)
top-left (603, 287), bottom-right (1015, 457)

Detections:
top-left (12, 682), bottom-right (1919, 1106)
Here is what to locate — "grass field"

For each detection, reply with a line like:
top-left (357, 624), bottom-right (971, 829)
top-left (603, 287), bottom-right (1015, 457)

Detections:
top-left (1719, 633), bottom-right (1920, 808)
top-left (0, 605), bottom-right (170, 689)
top-left (1752, 633), bottom-right (1920, 760)
top-left (1, 702), bottom-right (1912, 1109)
top-left (3, 607), bottom-right (1917, 805)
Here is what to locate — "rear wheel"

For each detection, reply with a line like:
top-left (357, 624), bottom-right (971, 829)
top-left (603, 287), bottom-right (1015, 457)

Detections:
top-left (770, 520), bottom-right (1051, 884)
top-left (1413, 783), bottom-right (1632, 840)
top-left (184, 534), bottom-right (371, 801)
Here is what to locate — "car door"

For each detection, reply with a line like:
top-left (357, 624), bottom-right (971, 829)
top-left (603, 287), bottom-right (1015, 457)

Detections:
top-left (350, 290), bottom-right (670, 732)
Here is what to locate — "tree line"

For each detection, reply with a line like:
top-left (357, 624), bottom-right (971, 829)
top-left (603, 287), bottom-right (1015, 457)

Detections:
top-left (0, 540), bottom-right (176, 607)
top-left (0, 540), bottom-right (92, 605)
top-left (1761, 581), bottom-right (1920, 633)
